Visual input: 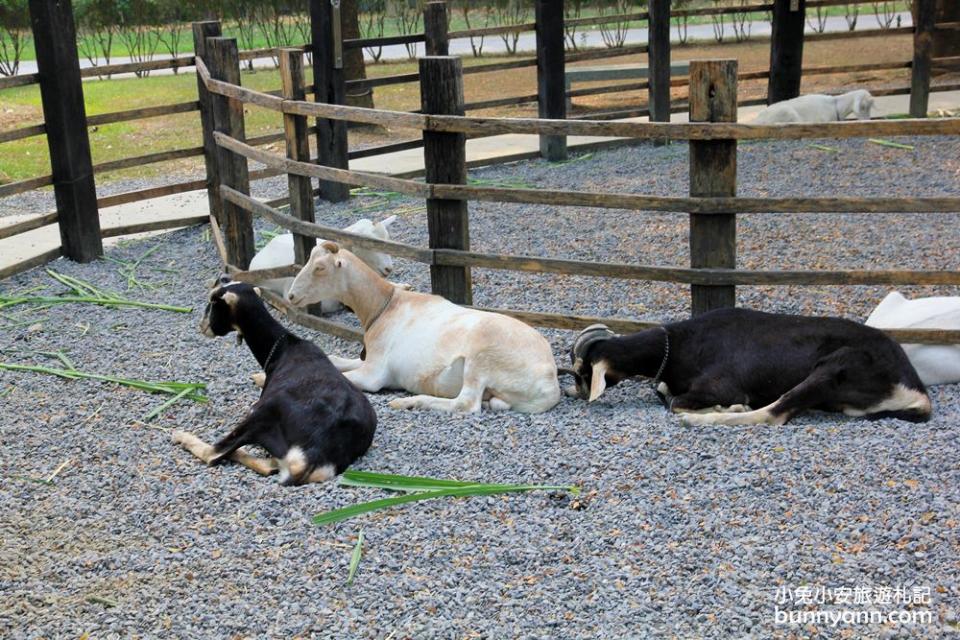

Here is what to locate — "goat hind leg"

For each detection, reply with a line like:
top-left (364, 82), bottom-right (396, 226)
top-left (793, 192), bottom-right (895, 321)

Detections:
top-left (328, 355), bottom-right (364, 372)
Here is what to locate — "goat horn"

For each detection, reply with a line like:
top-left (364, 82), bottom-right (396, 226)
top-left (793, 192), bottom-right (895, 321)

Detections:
top-left (570, 323), bottom-right (616, 364)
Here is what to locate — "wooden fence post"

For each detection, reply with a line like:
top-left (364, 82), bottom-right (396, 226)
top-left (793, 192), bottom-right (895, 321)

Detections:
top-left (310, 0), bottom-right (350, 202)
top-left (535, 0), bottom-right (567, 161)
top-left (420, 56), bottom-right (471, 304)
top-left (647, 0), bottom-right (671, 144)
top-left (280, 49), bottom-right (316, 266)
top-left (910, 0), bottom-right (935, 118)
top-left (689, 60), bottom-right (737, 316)
top-left (28, 0), bottom-right (102, 262)
top-left (193, 20), bottom-right (223, 222)
top-left (207, 37), bottom-right (255, 269)
top-left (768, 0), bottom-right (805, 104)
top-left (424, 1), bottom-right (449, 56)
top-left (933, 0), bottom-right (960, 59)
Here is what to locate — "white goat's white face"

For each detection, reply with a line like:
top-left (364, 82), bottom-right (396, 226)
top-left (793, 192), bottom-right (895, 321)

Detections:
top-left (344, 215), bottom-right (397, 277)
top-left (287, 242), bottom-right (345, 307)
top-left (854, 91), bottom-right (874, 120)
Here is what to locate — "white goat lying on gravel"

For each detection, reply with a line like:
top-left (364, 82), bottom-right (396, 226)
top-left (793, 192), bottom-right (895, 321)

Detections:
top-left (248, 216), bottom-right (398, 313)
top-left (866, 291), bottom-right (960, 386)
top-left (286, 241), bottom-right (562, 413)
top-left (751, 89), bottom-right (875, 124)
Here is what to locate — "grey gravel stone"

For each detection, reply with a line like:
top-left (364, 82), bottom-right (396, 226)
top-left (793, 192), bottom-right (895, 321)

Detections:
top-left (2, 137), bottom-right (959, 639)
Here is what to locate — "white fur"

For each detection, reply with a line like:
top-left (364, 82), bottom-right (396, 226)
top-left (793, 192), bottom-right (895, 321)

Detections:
top-left (249, 216), bottom-right (398, 313)
top-left (866, 291), bottom-right (960, 386)
top-left (751, 90), bottom-right (875, 124)
top-left (286, 244), bottom-right (562, 414)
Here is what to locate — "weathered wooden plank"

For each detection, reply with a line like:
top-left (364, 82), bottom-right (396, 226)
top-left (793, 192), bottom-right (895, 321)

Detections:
top-left (258, 286), bottom-right (365, 343)
top-left (470, 306), bottom-right (660, 335)
top-left (0, 73), bottom-right (40, 90)
top-left (0, 247), bottom-right (61, 281)
top-left (434, 249), bottom-right (960, 286)
top-left (96, 179), bottom-right (207, 209)
top-left (101, 215), bottom-right (208, 239)
top-left (91, 146), bottom-right (205, 175)
top-left (0, 124), bottom-right (46, 143)
top-left (207, 37), bottom-right (254, 269)
top-left (86, 101), bottom-right (201, 127)
top-left (421, 56), bottom-right (471, 304)
top-left (536, 0), bottom-right (567, 161)
top-left (689, 60), bottom-right (738, 315)
top-left (343, 33), bottom-right (425, 50)
top-left (78, 55), bottom-right (196, 79)
top-left (214, 132), bottom-right (428, 196)
top-left (0, 211), bottom-right (58, 240)
top-left (29, 0), bottom-right (102, 262)
top-left (768, 0), bottom-right (806, 104)
top-left (344, 72), bottom-right (421, 90)
top-left (220, 185), bottom-right (432, 264)
top-left (280, 48), bottom-right (316, 267)
top-left (0, 174), bottom-right (54, 199)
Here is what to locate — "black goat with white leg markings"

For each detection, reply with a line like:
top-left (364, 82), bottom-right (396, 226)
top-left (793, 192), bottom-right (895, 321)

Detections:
top-left (172, 277), bottom-right (376, 485)
top-left (564, 308), bottom-right (932, 426)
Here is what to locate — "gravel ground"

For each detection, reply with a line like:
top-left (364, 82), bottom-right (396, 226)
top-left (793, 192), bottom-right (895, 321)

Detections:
top-left (2, 137), bottom-right (960, 639)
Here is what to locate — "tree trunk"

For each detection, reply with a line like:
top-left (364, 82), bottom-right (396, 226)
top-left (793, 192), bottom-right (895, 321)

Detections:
top-left (342, 0), bottom-right (374, 108)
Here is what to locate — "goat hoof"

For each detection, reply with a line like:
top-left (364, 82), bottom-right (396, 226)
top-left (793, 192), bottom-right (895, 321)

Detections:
top-left (679, 414), bottom-right (706, 427)
top-left (389, 397), bottom-right (417, 410)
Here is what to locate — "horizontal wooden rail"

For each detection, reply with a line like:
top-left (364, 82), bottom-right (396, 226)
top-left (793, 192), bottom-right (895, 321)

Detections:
top-left (198, 60), bottom-right (960, 141)
top-left (87, 101), bottom-right (200, 127)
top-left (348, 138), bottom-right (424, 159)
top-left (563, 12), bottom-right (649, 29)
top-left (434, 248), bottom-right (960, 287)
top-left (0, 247), bottom-right (61, 282)
top-left (0, 73), bottom-right (40, 90)
top-left (473, 306), bottom-right (659, 335)
top-left (100, 214), bottom-right (208, 238)
top-left (215, 130), bottom-right (960, 215)
top-left (79, 55), bottom-right (195, 78)
top-left (345, 72), bottom-right (421, 90)
top-left (464, 93), bottom-right (540, 111)
top-left (0, 212), bottom-right (58, 240)
top-left (0, 175), bottom-right (54, 199)
top-left (96, 178), bottom-right (207, 209)
top-left (92, 146), bottom-right (205, 175)
top-left (215, 132), bottom-right (429, 196)
top-left (343, 33), bottom-right (425, 49)
top-left (447, 21), bottom-right (538, 41)
top-left (0, 124), bottom-right (46, 144)
top-left (220, 185), bottom-right (432, 263)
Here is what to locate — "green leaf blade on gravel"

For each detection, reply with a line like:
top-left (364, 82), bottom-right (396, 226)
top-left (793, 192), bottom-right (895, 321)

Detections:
top-left (346, 529), bottom-right (364, 585)
top-left (314, 483), bottom-right (580, 527)
top-left (868, 138), bottom-right (915, 150)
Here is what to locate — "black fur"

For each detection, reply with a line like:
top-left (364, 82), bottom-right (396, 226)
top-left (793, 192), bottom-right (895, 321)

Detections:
top-left (201, 280), bottom-right (376, 484)
top-left (571, 308), bottom-right (931, 424)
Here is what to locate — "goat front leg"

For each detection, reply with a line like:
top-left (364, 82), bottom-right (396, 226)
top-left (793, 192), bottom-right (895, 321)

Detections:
top-left (343, 363), bottom-right (390, 392)
top-left (328, 354), bottom-right (364, 372)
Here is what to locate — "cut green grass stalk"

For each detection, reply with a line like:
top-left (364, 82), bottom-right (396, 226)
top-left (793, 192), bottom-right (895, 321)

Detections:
top-left (869, 138), bottom-right (915, 150)
top-left (346, 529), bottom-right (364, 585)
top-left (0, 362), bottom-right (207, 402)
top-left (809, 144), bottom-right (839, 153)
top-left (315, 470), bottom-right (580, 526)
top-left (141, 386), bottom-right (196, 422)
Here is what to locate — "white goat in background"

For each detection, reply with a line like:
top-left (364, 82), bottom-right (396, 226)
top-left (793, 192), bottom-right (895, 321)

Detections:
top-left (286, 241), bottom-right (562, 414)
top-left (866, 291), bottom-right (960, 386)
top-left (751, 89), bottom-right (875, 124)
top-left (249, 216), bottom-right (398, 314)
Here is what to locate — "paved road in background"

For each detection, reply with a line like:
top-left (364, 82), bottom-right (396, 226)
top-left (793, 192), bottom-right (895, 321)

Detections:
top-left (12, 11), bottom-right (911, 79)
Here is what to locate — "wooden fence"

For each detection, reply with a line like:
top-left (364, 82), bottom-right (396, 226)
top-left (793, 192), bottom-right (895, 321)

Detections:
top-left (1, 0), bottom-right (958, 284)
top-left (189, 44), bottom-right (960, 346)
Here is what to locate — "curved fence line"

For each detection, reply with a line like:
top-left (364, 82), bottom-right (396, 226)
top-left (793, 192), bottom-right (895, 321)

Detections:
top-left (196, 60), bottom-right (960, 142)
top-left (216, 132), bottom-right (960, 215)
top-left (219, 186), bottom-right (960, 289)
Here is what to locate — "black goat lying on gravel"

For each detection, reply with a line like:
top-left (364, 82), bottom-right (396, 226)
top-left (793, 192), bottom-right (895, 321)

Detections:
top-left (172, 277), bottom-right (376, 485)
top-left (565, 308), bottom-right (931, 426)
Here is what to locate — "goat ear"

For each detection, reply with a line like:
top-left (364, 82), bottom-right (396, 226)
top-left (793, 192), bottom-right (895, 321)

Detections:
top-left (222, 291), bottom-right (239, 307)
top-left (322, 241), bottom-right (340, 254)
top-left (253, 286), bottom-right (262, 297)
top-left (588, 360), bottom-right (609, 402)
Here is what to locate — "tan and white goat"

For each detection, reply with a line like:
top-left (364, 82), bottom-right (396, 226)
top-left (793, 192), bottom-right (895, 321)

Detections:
top-left (286, 242), bottom-right (561, 414)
